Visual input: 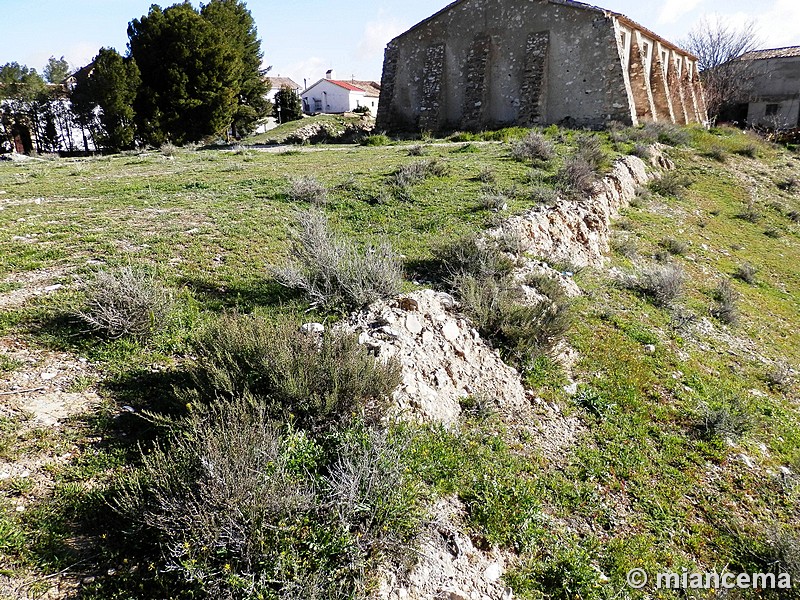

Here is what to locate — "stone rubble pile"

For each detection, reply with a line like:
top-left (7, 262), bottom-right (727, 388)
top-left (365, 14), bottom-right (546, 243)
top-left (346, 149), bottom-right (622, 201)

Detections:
top-left (339, 289), bottom-right (529, 425)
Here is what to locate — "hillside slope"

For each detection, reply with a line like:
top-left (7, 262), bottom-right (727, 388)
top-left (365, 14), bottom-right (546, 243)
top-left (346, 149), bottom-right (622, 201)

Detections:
top-left (0, 126), bottom-right (797, 599)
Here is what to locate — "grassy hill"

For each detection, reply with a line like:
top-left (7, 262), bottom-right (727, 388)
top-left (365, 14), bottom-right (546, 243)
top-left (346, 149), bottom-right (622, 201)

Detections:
top-left (0, 125), bottom-right (797, 599)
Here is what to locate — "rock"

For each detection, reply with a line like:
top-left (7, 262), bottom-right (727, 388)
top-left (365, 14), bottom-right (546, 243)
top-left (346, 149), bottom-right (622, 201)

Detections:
top-left (441, 322), bottom-right (460, 342)
top-left (300, 322), bottom-right (325, 334)
top-left (563, 382), bottom-right (579, 396)
top-left (399, 297), bottom-right (419, 311)
top-left (644, 344), bottom-right (656, 354)
top-left (484, 562), bottom-right (503, 582)
top-left (406, 314), bottom-right (423, 335)
top-left (41, 372), bottom-right (58, 380)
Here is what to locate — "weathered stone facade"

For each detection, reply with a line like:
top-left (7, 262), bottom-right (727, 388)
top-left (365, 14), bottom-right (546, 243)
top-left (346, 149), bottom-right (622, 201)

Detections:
top-left (376, 0), bottom-right (708, 132)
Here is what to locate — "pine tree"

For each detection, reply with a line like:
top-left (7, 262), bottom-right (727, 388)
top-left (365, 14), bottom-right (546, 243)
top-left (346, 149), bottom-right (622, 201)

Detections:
top-left (71, 48), bottom-right (140, 151)
top-left (201, 0), bottom-right (270, 138)
top-left (273, 86), bottom-right (303, 123)
top-left (0, 63), bottom-right (47, 153)
top-left (44, 56), bottom-right (71, 84)
top-left (128, 3), bottom-right (239, 145)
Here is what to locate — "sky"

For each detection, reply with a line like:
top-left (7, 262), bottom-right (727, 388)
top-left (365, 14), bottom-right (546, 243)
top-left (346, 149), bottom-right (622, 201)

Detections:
top-left (1, 0), bottom-right (799, 86)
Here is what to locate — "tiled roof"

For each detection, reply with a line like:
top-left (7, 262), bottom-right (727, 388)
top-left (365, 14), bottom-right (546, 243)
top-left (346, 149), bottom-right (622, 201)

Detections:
top-left (739, 46), bottom-right (800, 61)
top-left (351, 80), bottom-right (381, 97)
top-left (267, 76), bottom-right (301, 90)
top-left (328, 80), bottom-right (366, 92)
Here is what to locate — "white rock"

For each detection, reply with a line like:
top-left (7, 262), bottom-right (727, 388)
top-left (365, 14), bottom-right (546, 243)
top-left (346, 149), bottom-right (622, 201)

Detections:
top-left (41, 372), bottom-right (57, 380)
top-left (644, 344), bottom-right (656, 354)
top-left (300, 322), bottom-right (324, 334)
top-left (484, 562), bottom-right (503, 582)
top-left (405, 314), bottom-right (423, 335)
top-left (43, 284), bottom-right (63, 292)
top-left (442, 322), bottom-right (460, 342)
top-left (563, 382), bottom-right (579, 396)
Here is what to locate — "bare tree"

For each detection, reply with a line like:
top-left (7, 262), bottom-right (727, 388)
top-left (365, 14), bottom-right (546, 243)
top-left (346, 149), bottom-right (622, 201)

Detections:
top-left (682, 16), bottom-right (761, 122)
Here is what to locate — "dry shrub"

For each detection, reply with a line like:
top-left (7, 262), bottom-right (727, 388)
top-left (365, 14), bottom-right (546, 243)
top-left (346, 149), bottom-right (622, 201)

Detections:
top-left (649, 172), bottom-right (692, 198)
top-left (734, 262), bottom-right (758, 284)
top-left (274, 209), bottom-right (403, 311)
top-left (557, 155), bottom-right (599, 198)
top-left (659, 237), bottom-right (688, 256)
top-left (433, 233), bottom-right (514, 285)
top-left (510, 130), bottom-right (555, 164)
top-left (622, 263), bottom-right (684, 307)
top-left (159, 142), bottom-right (177, 157)
top-left (697, 397), bottom-right (751, 441)
top-left (186, 314), bottom-right (401, 431)
top-left (75, 266), bottom-right (173, 340)
top-left (391, 158), bottom-right (449, 190)
top-left (711, 279), bottom-right (739, 325)
top-left (288, 176), bottom-right (328, 205)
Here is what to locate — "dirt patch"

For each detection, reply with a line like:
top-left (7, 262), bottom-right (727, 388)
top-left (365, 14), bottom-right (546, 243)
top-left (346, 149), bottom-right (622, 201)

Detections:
top-left (0, 267), bottom-right (75, 310)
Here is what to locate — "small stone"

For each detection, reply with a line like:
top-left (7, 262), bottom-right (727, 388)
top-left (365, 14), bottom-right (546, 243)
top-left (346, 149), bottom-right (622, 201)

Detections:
top-left (739, 454), bottom-right (755, 469)
top-left (644, 344), bottom-right (656, 354)
top-left (563, 382), bottom-right (578, 396)
top-left (82, 576), bottom-right (96, 585)
top-left (122, 405), bottom-right (135, 413)
top-left (442, 322), bottom-right (460, 342)
top-left (501, 588), bottom-right (514, 600)
top-left (43, 284), bottom-right (63, 292)
top-left (41, 372), bottom-right (57, 380)
top-left (484, 562), bottom-right (503, 582)
top-left (405, 314), bottom-right (423, 335)
top-left (300, 322), bottom-right (324, 334)
top-left (398, 297), bottom-right (419, 312)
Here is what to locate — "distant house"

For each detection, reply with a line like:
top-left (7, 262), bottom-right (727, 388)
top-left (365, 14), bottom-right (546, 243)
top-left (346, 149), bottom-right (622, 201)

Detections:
top-left (266, 76), bottom-right (302, 104)
top-left (301, 70), bottom-right (381, 115)
top-left (735, 47), bottom-right (800, 128)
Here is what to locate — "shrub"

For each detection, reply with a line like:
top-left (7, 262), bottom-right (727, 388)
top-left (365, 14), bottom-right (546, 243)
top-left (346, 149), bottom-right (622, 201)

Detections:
top-left (433, 234), bottom-right (514, 285)
top-left (737, 200), bottom-right (762, 223)
top-left (187, 314), bottom-right (401, 430)
top-left (118, 399), bottom-right (418, 599)
top-left (777, 176), bottom-right (798, 194)
top-left (764, 227), bottom-right (782, 239)
top-left (705, 145), bottom-right (727, 162)
top-left (457, 274), bottom-right (572, 366)
top-left (697, 397), bottom-right (751, 441)
top-left (477, 166), bottom-right (496, 184)
top-left (509, 130), bottom-right (555, 164)
top-left (288, 176), bottom-right (328, 205)
top-left (75, 266), bottom-right (173, 340)
top-left (273, 209), bottom-right (403, 311)
top-left (629, 143), bottom-right (653, 160)
top-left (659, 237), bottom-right (688, 256)
top-left (612, 234), bottom-right (638, 259)
top-left (528, 184), bottom-right (559, 204)
top-left (766, 361), bottom-right (794, 391)
top-left (407, 144), bottom-right (425, 156)
top-left (159, 142), bottom-right (177, 157)
top-left (788, 210), bottom-right (800, 223)
top-left (622, 263), bottom-right (684, 307)
top-left (649, 172), bottom-right (692, 198)
top-left (642, 122), bottom-right (690, 146)
top-left (557, 155), bottom-right (599, 198)
top-left (733, 143), bottom-right (759, 158)
top-left (391, 158), bottom-right (449, 193)
top-left (711, 279), bottom-right (739, 325)
top-left (574, 133), bottom-right (610, 172)
top-left (734, 262), bottom-right (758, 284)
top-left (479, 189), bottom-right (509, 212)
top-left (360, 133), bottom-right (390, 146)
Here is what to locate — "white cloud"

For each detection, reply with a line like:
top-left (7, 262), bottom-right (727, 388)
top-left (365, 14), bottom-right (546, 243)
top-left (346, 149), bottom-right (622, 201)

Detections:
top-left (354, 18), bottom-right (407, 60)
top-left (659, 0), bottom-right (704, 25)
top-left (280, 56), bottom-right (328, 89)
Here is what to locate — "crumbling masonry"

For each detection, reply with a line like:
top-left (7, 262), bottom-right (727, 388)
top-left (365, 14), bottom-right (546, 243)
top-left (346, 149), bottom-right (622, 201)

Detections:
top-left (376, 0), bottom-right (708, 132)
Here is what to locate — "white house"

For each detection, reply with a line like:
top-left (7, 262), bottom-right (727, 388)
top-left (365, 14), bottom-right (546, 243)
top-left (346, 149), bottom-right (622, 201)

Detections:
top-left (266, 76), bottom-right (302, 104)
top-left (301, 70), bottom-right (380, 115)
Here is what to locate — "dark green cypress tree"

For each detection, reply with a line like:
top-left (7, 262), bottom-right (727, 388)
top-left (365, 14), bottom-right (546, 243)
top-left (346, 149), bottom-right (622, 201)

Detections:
top-left (71, 48), bottom-right (140, 151)
top-left (273, 86), bottom-right (303, 123)
top-left (128, 3), bottom-right (239, 145)
top-left (201, 0), bottom-right (270, 138)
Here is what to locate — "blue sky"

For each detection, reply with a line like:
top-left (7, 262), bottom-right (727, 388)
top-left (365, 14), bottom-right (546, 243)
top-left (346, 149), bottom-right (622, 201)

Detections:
top-left (1, 0), bottom-right (799, 86)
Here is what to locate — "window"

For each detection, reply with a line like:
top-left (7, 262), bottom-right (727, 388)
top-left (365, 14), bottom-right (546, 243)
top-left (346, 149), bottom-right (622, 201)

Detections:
top-left (765, 103), bottom-right (780, 116)
top-left (314, 99), bottom-right (322, 111)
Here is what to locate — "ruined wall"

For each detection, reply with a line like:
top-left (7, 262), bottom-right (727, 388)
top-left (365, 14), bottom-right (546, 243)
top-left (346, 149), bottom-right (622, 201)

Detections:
top-left (376, 0), bottom-right (707, 133)
top-left (743, 56), bottom-right (800, 128)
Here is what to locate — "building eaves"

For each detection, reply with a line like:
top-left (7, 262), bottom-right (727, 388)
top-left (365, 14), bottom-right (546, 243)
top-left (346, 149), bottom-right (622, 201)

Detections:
top-left (739, 46), bottom-right (800, 61)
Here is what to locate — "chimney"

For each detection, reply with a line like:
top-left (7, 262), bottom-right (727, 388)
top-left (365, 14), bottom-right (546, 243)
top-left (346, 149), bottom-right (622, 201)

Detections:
top-left (325, 69), bottom-right (335, 80)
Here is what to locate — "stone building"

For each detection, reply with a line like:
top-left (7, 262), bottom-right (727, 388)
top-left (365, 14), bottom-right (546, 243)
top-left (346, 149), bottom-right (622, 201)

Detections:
top-left (736, 47), bottom-right (800, 129)
top-left (376, 0), bottom-right (707, 132)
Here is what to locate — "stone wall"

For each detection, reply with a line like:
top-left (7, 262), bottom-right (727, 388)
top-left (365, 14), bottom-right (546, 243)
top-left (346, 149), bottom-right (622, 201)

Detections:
top-left (376, 0), bottom-right (707, 133)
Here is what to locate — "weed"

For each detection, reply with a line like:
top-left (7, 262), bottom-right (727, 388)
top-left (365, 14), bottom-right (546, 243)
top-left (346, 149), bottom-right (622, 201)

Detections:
top-left (612, 233), bottom-right (638, 259)
top-left (643, 122), bottom-right (691, 146)
top-left (273, 209), bottom-right (403, 311)
top-left (697, 397), bottom-right (751, 441)
top-left (629, 143), bottom-right (653, 160)
top-left (391, 159), bottom-right (449, 195)
top-left (734, 262), bottom-right (758, 284)
top-left (705, 145), bottom-right (727, 162)
top-left (75, 266), bottom-right (174, 340)
top-left (621, 263), bottom-right (684, 307)
top-left (711, 279), bottom-right (739, 325)
top-left (733, 143), bottom-right (759, 158)
top-left (159, 142), bottom-right (177, 157)
top-left (764, 227), bottom-right (782, 239)
top-left (510, 130), bottom-right (555, 164)
top-left (407, 144), bottom-right (426, 157)
top-left (477, 166), bottom-right (496, 184)
top-left (479, 189), bottom-right (509, 212)
top-left (288, 176), bottom-right (328, 205)
top-left (187, 314), bottom-right (401, 430)
top-left (433, 234), bottom-right (514, 284)
top-left (574, 133), bottom-right (610, 172)
top-left (649, 172), bottom-right (692, 198)
top-left (0, 355), bottom-right (22, 374)
top-left (788, 210), bottom-right (800, 223)
top-left (528, 184), bottom-right (559, 204)
top-left (777, 176), bottom-right (798, 194)
top-left (766, 361), bottom-right (794, 392)
top-left (737, 200), bottom-right (762, 223)
top-left (659, 237), bottom-right (688, 256)
top-left (360, 134), bottom-right (391, 147)
top-left (575, 387), bottom-right (616, 419)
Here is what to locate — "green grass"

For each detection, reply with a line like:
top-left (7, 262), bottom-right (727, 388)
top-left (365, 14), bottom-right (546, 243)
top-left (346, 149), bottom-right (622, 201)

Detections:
top-left (0, 126), bottom-right (798, 598)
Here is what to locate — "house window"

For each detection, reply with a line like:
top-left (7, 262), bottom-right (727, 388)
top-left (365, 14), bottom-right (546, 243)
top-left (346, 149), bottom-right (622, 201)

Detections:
top-left (313, 99), bottom-right (322, 111)
top-left (765, 103), bottom-right (780, 116)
